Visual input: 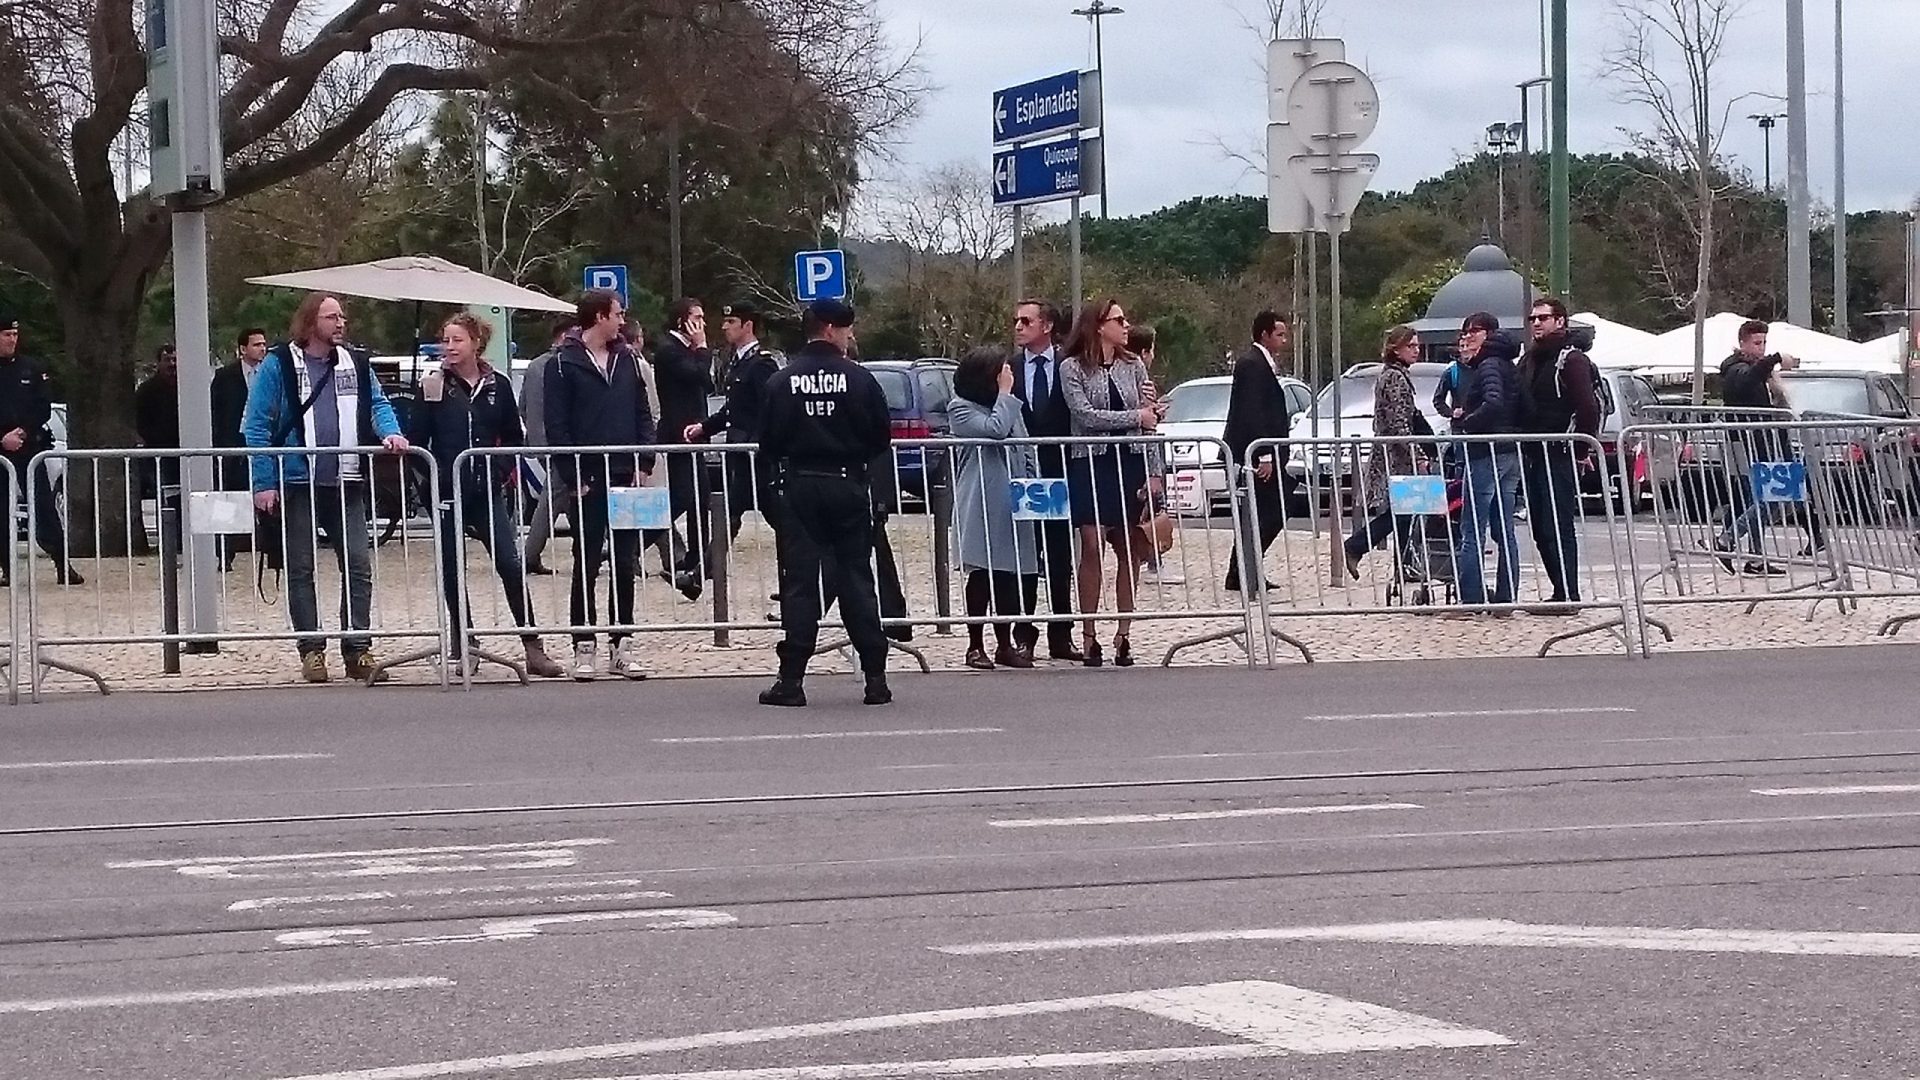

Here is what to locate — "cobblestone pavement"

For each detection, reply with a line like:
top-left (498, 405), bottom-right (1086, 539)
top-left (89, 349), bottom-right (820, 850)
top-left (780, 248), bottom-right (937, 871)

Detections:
top-left (8, 513), bottom-right (1919, 695)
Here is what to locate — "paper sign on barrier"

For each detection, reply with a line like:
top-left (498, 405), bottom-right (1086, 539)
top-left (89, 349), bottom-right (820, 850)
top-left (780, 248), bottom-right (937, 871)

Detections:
top-left (1750, 462), bottom-right (1808, 504)
top-left (607, 486), bottom-right (673, 530)
top-left (1009, 478), bottom-right (1071, 521)
top-left (188, 491), bottom-right (256, 535)
top-left (1388, 474), bottom-right (1447, 516)
top-left (1170, 470), bottom-right (1205, 514)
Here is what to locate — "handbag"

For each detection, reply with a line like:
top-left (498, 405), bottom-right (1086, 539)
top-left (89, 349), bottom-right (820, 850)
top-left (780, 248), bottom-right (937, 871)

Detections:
top-left (1136, 489), bottom-right (1176, 557)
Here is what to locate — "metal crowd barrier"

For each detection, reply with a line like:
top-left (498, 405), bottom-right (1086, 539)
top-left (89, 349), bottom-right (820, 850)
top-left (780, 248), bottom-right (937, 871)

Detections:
top-left (22, 446), bottom-right (446, 697)
top-left (444, 434), bottom-right (1266, 686)
top-left (0, 455), bottom-right (22, 703)
top-left (1244, 431), bottom-right (1640, 660)
top-left (1621, 412), bottom-right (1920, 654)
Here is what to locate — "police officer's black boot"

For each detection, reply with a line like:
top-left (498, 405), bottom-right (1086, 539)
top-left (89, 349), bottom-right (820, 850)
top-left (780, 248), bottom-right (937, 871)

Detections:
top-left (863, 675), bottom-right (892, 707)
top-left (759, 679), bottom-right (807, 708)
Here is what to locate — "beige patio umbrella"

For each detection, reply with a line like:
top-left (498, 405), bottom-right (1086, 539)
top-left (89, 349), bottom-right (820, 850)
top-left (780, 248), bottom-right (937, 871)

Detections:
top-left (246, 255), bottom-right (575, 313)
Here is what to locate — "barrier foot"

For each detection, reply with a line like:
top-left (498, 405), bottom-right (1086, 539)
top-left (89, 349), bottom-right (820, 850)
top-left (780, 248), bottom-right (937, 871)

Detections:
top-left (813, 637), bottom-right (932, 674)
top-left (362, 646), bottom-right (529, 688)
top-left (1879, 613), bottom-right (1920, 638)
top-left (1536, 615), bottom-right (1635, 659)
top-left (6, 655), bottom-right (112, 697)
top-left (1162, 626), bottom-right (1313, 667)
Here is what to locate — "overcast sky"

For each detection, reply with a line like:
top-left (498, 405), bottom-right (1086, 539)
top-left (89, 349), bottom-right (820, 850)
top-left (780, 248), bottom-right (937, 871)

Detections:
top-left (863, 0), bottom-right (1916, 229)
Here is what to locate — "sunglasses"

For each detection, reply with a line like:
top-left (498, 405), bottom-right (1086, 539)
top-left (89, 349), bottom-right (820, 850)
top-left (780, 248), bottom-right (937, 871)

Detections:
top-left (1528, 314), bottom-right (1557, 323)
top-left (1103, 315), bottom-right (1131, 326)
top-left (1013, 316), bottom-right (1036, 327)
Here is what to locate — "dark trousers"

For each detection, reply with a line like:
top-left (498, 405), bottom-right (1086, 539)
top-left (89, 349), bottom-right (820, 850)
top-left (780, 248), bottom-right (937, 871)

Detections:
top-left (774, 474), bottom-right (888, 681)
top-left (1225, 471), bottom-right (1286, 589)
top-left (1016, 472), bottom-right (1077, 650)
top-left (1, 453), bottom-right (71, 574)
top-left (281, 482), bottom-right (374, 658)
top-left (966, 568), bottom-right (1037, 650)
top-left (1521, 442), bottom-right (1582, 602)
top-left (570, 485), bottom-right (641, 645)
top-left (437, 490), bottom-right (536, 653)
top-left (820, 510), bottom-right (909, 640)
top-left (1345, 511), bottom-right (1417, 563)
top-left (667, 451), bottom-right (707, 576)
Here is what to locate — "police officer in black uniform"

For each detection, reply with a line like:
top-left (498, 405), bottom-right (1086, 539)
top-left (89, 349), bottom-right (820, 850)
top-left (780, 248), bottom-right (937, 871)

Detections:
top-left (756, 300), bottom-right (893, 708)
top-left (0, 315), bottom-right (80, 586)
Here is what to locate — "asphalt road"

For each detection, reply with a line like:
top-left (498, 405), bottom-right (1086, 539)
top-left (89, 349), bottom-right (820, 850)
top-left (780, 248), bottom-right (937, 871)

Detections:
top-left (3, 648), bottom-right (1919, 1079)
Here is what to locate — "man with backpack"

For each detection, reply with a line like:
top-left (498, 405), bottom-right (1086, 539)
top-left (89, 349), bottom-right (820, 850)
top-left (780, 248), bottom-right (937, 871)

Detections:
top-left (241, 293), bottom-right (409, 684)
top-left (1516, 297), bottom-right (1602, 610)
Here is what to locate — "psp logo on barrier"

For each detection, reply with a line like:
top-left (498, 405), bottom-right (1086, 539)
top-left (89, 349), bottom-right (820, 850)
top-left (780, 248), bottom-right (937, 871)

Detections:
top-left (1388, 474), bottom-right (1448, 516)
top-left (1751, 461), bottom-right (1808, 504)
top-left (1010, 478), bottom-right (1070, 521)
top-left (607, 486), bottom-right (672, 530)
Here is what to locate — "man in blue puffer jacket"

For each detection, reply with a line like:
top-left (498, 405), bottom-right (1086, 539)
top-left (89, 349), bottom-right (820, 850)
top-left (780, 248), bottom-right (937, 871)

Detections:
top-left (1447, 311), bottom-right (1523, 610)
top-left (242, 292), bottom-right (408, 685)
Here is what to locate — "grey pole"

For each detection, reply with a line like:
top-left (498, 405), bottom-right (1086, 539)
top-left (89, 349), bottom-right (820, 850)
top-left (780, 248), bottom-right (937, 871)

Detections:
top-left (667, 117), bottom-right (684, 298)
top-left (1012, 205), bottom-right (1025, 301)
top-left (1068, 197), bottom-right (1083, 307)
top-left (171, 209), bottom-right (219, 648)
top-left (1832, 0), bottom-right (1848, 334)
top-left (1072, 1), bottom-right (1123, 220)
top-left (1785, 0), bottom-right (1813, 326)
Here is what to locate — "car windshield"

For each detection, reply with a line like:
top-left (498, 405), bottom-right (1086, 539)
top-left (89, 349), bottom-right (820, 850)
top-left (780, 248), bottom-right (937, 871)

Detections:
top-left (1162, 382), bottom-right (1232, 423)
top-left (1783, 377), bottom-right (1872, 416)
top-left (868, 368), bottom-right (913, 411)
top-left (1310, 370), bottom-right (1445, 420)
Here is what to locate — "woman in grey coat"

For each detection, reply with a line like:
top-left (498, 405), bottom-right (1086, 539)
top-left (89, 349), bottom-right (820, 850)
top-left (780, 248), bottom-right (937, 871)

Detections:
top-left (949, 347), bottom-right (1041, 671)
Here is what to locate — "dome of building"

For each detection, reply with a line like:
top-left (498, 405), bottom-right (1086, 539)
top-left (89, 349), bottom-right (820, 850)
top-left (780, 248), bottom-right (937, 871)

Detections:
top-left (1424, 241), bottom-right (1536, 326)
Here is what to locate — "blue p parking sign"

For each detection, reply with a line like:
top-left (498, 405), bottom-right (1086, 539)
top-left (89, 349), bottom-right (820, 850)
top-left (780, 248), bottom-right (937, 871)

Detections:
top-left (583, 265), bottom-right (629, 305)
top-left (794, 250), bottom-right (848, 302)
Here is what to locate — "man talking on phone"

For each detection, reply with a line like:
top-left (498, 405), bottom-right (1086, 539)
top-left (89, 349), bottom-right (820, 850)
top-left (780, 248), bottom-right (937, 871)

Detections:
top-left (652, 298), bottom-right (713, 599)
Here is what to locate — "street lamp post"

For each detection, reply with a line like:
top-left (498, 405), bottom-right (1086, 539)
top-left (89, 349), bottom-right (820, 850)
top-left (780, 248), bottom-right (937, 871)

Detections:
top-left (1071, 0), bottom-right (1123, 221)
top-left (1834, 0), bottom-right (1849, 334)
top-left (1785, 0), bottom-right (1813, 327)
top-left (1749, 112), bottom-right (1786, 192)
top-left (1485, 122), bottom-right (1521, 246)
top-left (1518, 76), bottom-right (1550, 315)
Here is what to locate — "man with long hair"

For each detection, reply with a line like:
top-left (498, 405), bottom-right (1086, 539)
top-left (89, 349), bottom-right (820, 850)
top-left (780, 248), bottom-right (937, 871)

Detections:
top-left (241, 292), bottom-right (409, 683)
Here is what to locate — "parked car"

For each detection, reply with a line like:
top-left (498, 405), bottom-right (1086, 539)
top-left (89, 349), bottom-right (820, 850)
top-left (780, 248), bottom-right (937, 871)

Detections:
top-left (1588, 370), bottom-right (1660, 512)
top-left (1285, 363), bottom-right (1452, 513)
top-left (863, 358), bottom-right (956, 500)
top-left (1163, 374), bottom-right (1314, 517)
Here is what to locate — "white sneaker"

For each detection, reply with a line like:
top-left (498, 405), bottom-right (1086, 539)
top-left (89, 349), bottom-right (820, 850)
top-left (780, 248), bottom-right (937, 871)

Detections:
top-left (608, 639), bottom-right (647, 681)
top-left (571, 643), bottom-right (598, 682)
top-left (1149, 565), bottom-right (1186, 585)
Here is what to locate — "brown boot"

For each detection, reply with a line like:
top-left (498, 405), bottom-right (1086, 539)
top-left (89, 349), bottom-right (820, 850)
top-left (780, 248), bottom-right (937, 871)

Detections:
top-left (523, 640), bottom-right (564, 679)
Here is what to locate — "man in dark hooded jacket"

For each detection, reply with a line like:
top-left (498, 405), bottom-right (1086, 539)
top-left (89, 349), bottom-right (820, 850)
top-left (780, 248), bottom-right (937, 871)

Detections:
top-left (1715, 320), bottom-right (1814, 571)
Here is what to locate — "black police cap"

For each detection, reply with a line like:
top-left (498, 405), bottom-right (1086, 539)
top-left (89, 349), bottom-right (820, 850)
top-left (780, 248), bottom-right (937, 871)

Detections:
top-left (721, 301), bottom-right (762, 324)
top-left (0, 315), bottom-right (17, 332)
top-left (807, 299), bottom-right (857, 328)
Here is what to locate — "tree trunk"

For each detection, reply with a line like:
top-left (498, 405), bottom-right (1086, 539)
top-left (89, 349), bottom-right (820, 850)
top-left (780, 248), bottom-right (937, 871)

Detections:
top-left (1690, 174), bottom-right (1715, 406)
top-left (54, 239), bottom-right (159, 558)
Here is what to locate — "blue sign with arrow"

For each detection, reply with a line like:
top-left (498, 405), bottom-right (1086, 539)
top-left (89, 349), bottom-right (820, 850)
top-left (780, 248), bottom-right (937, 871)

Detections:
top-left (991, 139), bottom-right (1096, 208)
top-left (992, 70), bottom-right (1090, 146)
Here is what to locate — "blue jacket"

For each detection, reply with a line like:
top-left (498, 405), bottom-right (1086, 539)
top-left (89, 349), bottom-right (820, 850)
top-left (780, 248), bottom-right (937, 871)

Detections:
top-left (242, 344), bottom-right (402, 492)
top-left (1453, 331), bottom-right (1522, 436)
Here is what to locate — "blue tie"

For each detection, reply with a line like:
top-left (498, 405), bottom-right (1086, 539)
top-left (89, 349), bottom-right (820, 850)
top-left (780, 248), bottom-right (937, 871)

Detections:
top-left (1030, 356), bottom-right (1049, 406)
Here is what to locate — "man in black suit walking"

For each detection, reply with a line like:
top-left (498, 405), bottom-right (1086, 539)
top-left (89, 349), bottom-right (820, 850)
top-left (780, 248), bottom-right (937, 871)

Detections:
top-left (1222, 311), bottom-right (1293, 593)
top-left (1008, 298), bottom-right (1083, 662)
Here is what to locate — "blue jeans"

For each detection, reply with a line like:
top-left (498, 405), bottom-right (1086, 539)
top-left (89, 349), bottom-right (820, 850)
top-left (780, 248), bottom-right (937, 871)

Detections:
top-left (1454, 445), bottom-right (1522, 605)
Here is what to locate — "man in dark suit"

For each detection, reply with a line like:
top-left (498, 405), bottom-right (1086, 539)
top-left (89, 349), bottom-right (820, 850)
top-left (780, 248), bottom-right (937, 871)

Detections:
top-left (653, 298), bottom-right (715, 597)
top-left (211, 328), bottom-right (270, 569)
top-left (1222, 311), bottom-right (1293, 593)
top-left (1008, 298), bottom-right (1082, 662)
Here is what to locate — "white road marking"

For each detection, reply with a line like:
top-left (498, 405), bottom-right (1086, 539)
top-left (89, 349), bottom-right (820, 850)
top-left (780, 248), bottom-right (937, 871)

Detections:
top-left (275, 908), bottom-right (737, 949)
top-left (655, 728), bottom-right (1002, 745)
top-left (229, 878), bottom-right (663, 912)
top-left (0, 977), bottom-right (451, 1015)
top-left (988, 802), bottom-right (1422, 828)
top-left (111, 838), bottom-right (612, 882)
top-left (1753, 783), bottom-right (1920, 797)
top-left (0, 753), bottom-right (332, 771)
top-left (934, 918), bottom-right (1920, 958)
top-left (1301, 707), bottom-right (1636, 722)
top-left (270, 980), bottom-right (1508, 1080)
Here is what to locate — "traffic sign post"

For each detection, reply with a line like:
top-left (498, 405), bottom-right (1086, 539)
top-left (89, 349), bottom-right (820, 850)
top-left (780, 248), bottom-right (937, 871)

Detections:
top-left (990, 138), bottom-right (1101, 208)
top-left (992, 70), bottom-right (1098, 146)
top-left (583, 265), bottom-right (629, 306)
top-left (794, 249), bottom-right (848, 303)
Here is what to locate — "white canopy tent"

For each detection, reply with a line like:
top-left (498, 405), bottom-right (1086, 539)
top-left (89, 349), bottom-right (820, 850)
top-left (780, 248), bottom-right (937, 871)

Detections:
top-left (1638, 313), bottom-right (1890, 374)
top-left (1574, 311), bottom-right (1660, 369)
